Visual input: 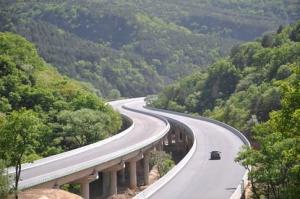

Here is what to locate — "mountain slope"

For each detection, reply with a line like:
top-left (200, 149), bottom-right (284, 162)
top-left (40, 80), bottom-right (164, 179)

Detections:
top-left (0, 32), bottom-right (121, 160)
top-left (0, 1), bottom-right (298, 97)
top-left (150, 20), bottom-right (300, 134)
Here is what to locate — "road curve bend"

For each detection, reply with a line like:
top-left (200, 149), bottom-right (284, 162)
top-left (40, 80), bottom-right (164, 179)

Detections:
top-left (127, 98), bottom-right (248, 199)
top-left (9, 98), bottom-right (169, 190)
top-left (8, 97), bottom-right (248, 199)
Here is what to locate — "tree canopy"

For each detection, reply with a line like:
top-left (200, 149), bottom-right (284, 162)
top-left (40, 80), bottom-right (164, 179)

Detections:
top-left (151, 21), bottom-right (300, 133)
top-left (151, 20), bottom-right (300, 199)
top-left (0, 32), bottom-right (121, 165)
top-left (1, 0), bottom-right (298, 98)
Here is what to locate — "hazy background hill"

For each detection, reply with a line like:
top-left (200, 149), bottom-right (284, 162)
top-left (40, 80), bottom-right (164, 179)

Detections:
top-left (150, 20), bottom-right (300, 135)
top-left (1, 0), bottom-right (299, 98)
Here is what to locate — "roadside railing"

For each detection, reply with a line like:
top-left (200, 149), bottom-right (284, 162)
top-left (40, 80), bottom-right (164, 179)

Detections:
top-left (10, 108), bottom-right (170, 190)
top-left (140, 106), bottom-right (251, 199)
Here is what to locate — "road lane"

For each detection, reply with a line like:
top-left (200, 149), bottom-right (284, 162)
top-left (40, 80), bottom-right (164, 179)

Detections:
top-left (128, 99), bottom-right (246, 199)
top-left (15, 98), bottom-right (168, 189)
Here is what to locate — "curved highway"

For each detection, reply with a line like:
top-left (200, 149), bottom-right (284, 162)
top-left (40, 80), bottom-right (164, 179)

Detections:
top-left (11, 98), bottom-right (169, 189)
top-left (126, 99), bottom-right (247, 199)
top-left (11, 97), bottom-right (248, 199)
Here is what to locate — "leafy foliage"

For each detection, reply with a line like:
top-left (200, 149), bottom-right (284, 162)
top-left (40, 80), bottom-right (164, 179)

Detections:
top-left (152, 21), bottom-right (300, 198)
top-left (0, 32), bottom-right (122, 196)
top-left (1, 0), bottom-right (297, 97)
top-left (0, 109), bottom-right (45, 197)
top-left (149, 150), bottom-right (175, 176)
top-left (236, 64), bottom-right (300, 198)
top-left (0, 32), bottom-right (122, 161)
top-left (151, 21), bottom-right (300, 133)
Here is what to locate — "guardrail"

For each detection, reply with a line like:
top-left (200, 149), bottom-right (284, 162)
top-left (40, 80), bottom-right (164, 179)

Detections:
top-left (14, 108), bottom-right (170, 190)
top-left (134, 115), bottom-right (196, 199)
top-left (8, 114), bottom-right (134, 174)
top-left (142, 106), bottom-right (251, 199)
top-left (146, 107), bottom-right (250, 147)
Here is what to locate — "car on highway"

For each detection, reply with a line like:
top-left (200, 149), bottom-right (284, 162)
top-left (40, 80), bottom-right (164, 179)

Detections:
top-left (210, 151), bottom-right (221, 160)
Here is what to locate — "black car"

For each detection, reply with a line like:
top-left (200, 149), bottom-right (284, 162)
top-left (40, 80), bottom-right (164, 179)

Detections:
top-left (210, 151), bottom-right (221, 160)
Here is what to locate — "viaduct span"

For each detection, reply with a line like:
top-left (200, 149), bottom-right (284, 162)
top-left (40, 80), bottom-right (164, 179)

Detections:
top-left (9, 98), bottom-right (249, 199)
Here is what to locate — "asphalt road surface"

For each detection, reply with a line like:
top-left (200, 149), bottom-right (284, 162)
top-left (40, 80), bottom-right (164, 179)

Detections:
top-left (13, 97), bottom-right (246, 199)
top-left (15, 98), bottom-right (167, 188)
top-left (125, 98), bottom-right (246, 199)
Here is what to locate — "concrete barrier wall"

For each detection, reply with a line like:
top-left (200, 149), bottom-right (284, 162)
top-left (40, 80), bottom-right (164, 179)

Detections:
top-left (13, 108), bottom-right (171, 190)
top-left (145, 106), bottom-right (250, 147)
top-left (9, 114), bottom-right (134, 174)
top-left (134, 113), bottom-right (196, 199)
top-left (144, 106), bottom-right (251, 199)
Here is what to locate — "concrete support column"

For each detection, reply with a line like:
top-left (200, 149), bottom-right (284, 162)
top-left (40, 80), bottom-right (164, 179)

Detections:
top-left (102, 171), bottom-right (110, 197)
top-left (185, 135), bottom-right (190, 152)
top-left (175, 129), bottom-right (180, 143)
top-left (102, 162), bottom-right (125, 197)
top-left (189, 137), bottom-right (193, 148)
top-left (120, 168), bottom-right (126, 184)
top-left (80, 180), bottom-right (90, 199)
top-left (110, 170), bottom-right (117, 195)
top-left (164, 136), bottom-right (168, 146)
top-left (143, 153), bottom-right (150, 185)
top-left (129, 161), bottom-right (137, 189)
top-left (167, 133), bottom-right (172, 145)
top-left (185, 134), bottom-right (189, 145)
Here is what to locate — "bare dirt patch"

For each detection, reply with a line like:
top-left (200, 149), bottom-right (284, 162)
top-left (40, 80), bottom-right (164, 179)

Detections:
top-left (14, 188), bottom-right (83, 199)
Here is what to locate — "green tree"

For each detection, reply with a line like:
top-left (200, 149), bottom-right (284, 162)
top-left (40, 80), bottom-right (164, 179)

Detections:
top-left (0, 109), bottom-right (45, 199)
top-left (149, 151), bottom-right (175, 176)
top-left (289, 21), bottom-right (300, 42)
top-left (236, 64), bottom-right (300, 199)
top-left (261, 34), bottom-right (274, 48)
top-left (57, 109), bottom-right (113, 149)
top-left (199, 59), bottom-right (240, 111)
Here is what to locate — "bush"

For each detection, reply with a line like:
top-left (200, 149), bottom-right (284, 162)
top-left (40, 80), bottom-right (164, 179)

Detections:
top-left (149, 151), bottom-right (175, 176)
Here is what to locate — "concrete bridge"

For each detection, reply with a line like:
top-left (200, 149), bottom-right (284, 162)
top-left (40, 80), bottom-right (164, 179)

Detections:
top-left (8, 98), bottom-right (249, 199)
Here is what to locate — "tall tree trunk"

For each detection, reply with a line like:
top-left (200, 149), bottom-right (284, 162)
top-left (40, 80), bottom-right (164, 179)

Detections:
top-left (15, 164), bottom-right (18, 199)
top-left (15, 161), bottom-right (21, 199)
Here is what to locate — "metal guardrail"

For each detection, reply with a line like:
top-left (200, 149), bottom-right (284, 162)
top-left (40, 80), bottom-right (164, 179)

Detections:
top-left (14, 107), bottom-right (170, 190)
top-left (140, 106), bottom-right (251, 199)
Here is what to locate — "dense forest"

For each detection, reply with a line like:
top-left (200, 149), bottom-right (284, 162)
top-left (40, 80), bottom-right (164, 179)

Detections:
top-left (0, 32), bottom-right (121, 189)
top-left (150, 21), bottom-right (300, 198)
top-left (1, 0), bottom-right (299, 98)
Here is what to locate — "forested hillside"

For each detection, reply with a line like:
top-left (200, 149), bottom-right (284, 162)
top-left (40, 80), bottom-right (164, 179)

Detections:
top-left (150, 21), bottom-right (300, 198)
top-left (0, 32), bottom-right (121, 164)
top-left (151, 21), bottom-right (300, 133)
top-left (1, 0), bottom-right (298, 98)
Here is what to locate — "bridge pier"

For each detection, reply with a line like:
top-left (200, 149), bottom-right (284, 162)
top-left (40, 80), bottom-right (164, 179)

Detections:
top-left (101, 161), bottom-right (125, 198)
top-left (129, 161), bottom-right (137, 189)
top-left (167, 132), bottom-right (172, 145)
top-left (80, 179), bottom-right (90, 199)
top-left (120, 168), bottom-right (126, 184)
top-left (102, 171), bottom-right (110, 197)
top-left (143, 152), bottom-right (150, 185)
top-left (175, 129), bottom-right (180, 143)
top-left (110, 170), bottom-right (117, 195)
top-left (76, 171), bottom-right (98, 199)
